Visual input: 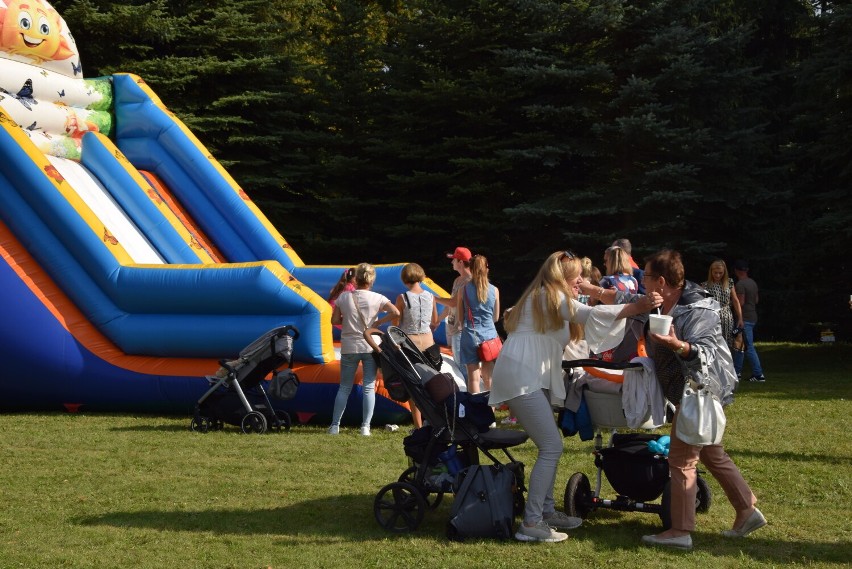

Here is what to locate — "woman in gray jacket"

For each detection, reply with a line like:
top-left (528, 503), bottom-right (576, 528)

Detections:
top-left (587, 249), bottom-right (765, 551)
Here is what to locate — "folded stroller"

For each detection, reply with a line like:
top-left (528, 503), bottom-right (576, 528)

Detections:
top-left (190, 325), bottom-right (299, 434)
top-left (367, 326), bottom-right (529, 539)
top-left (560, 359), bottom-right (712, 529)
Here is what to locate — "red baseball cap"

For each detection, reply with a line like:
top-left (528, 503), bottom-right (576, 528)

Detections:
top-left (446, 247), bottom-right (472, 262)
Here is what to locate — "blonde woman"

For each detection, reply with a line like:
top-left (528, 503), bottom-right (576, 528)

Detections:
top-left (600, 246), bottom-right (639, 293)
top-left (701, 259), bottom-right (744, 350)
top-left (329, 263), bottom-right (400, 436)
top-left (456, 255), bottom-right (500, 394)
top-left (490, 251), bottom-right (661, 543)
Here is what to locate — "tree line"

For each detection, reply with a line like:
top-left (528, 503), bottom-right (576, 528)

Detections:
top-left (51, 0), bottom-right (851, 342)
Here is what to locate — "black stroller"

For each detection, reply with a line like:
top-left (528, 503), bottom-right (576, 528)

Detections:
top-left (190, 325), bottom-right (299, 434)
top-left (560, 359), bottom-right (712, 529)
top-left (367, 326), bottom-right (529, 539)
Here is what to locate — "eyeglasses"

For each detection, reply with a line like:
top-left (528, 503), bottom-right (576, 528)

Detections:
top-left (643, 273), bottom-right (659, 280)
top-left (560, 251), bottom-right (576, 260)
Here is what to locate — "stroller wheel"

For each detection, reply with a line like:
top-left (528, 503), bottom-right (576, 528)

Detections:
top-left (240, 411), bottom-right (267, 434)
top-left (399, 466), bottom-right (444, 510)
top-left (374, 482), bottom-right (426, 532)
top-left (446, 520), bottom-right (463, 542)
top-left (564, 472), bottom-right (593, 519)
top-left (190, 416), bottom-right (210, 433)
top-left (272, 410), bottom-right (292, 432)
top-left (660, 475), bottom-right (712, 529)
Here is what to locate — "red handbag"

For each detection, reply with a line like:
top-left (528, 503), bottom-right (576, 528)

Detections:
top-left (477, 336), bottom-right (503, 362)
top-left (464, 286), bottom-right (503, 362)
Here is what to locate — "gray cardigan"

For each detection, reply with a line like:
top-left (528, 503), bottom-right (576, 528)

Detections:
top-left (617, 281), bottom-right (737, 407)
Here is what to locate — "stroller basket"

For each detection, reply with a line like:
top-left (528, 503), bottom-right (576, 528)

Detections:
top-left (191, 325), bottom-right (300, 434)
top-left (597, 433), bottom-right (669, 502)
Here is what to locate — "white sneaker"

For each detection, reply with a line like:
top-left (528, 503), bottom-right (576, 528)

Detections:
top-left (543, 510), bottom-right (583, 530)
top-left (515, 520), bottom-right (568, 543)
top-left (327, 425), bottom-right (339, 435)
top-left (360, 426), bottom-right (371, 436)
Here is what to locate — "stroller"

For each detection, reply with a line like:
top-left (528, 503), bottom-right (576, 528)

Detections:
top-left (190, 325), bottom-right (300, 434)
top-left (367, 326), bottom-right (529, 539)
top-left (560, 358), bottom-right (712, 529)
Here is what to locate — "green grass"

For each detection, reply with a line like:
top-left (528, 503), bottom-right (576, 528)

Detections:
top-left (1, 343), bottom-right (850, 568)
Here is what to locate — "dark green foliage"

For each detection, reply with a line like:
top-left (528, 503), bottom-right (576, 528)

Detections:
top-left (46, 0), bottom-right (851, 340)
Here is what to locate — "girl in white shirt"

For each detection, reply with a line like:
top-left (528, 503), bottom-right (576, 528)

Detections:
top-left (329, 263), bottom-right (399, 436)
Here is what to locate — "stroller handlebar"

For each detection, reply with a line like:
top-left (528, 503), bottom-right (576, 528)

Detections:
top-left (364, 328), bottom-right (384, 352)
top-left (562, 359), bottom-right (643, 370)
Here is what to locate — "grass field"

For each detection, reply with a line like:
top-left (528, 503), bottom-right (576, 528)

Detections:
top-left (1, 342), bottom-right (849, 568)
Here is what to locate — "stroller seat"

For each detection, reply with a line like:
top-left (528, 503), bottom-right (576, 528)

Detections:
top-left (584, 389), bottom-right (657, 430)
top-left (478, 428), bottom-right (529, 450)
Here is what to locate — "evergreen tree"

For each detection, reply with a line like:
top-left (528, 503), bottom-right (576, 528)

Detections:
top-left (506, 1), bottom-right (778, 266)
top-left (54, 0), bottom-right (329, 248)
top-left (784, 2), bottom-right (852, 337)
top-left (374, 0), bottom-right (589, 290)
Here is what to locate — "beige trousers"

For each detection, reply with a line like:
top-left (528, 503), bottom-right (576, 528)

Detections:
top-left (668, 409), bottom-right (756, 531)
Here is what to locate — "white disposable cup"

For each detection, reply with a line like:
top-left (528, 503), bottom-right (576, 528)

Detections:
top-left (649, 314), bottom-right (673, 335)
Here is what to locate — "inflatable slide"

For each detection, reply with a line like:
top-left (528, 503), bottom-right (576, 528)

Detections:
top-left (0, 0), bottom-right (448, 424)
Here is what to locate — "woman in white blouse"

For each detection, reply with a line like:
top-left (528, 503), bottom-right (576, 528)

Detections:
top-left (490, 251), bottom-right (661, 543)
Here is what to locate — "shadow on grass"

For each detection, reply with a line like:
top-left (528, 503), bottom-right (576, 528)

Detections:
top-left (726, 448), bottom-right (852, 466)
top-left (574, 516), bottom-right (851, 564)
top-left (75, 493), bottom-right (403, 542)
top-left (109, 424), bottom-right (191, 433)
top-left (75, 494), bottom-right (852, 563)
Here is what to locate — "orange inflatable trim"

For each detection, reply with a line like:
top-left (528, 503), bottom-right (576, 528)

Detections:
top-left (581, 337), bottom-right (647, 384)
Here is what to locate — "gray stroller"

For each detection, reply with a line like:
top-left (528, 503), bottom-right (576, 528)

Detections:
top-left (191, 325), bottom-right (299, 434)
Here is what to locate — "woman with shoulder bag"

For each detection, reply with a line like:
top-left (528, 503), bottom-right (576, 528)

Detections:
top-left (590, 250), bottom-right (765, 551)
top-left (329, 263), bottom-right (400, 436)
top-left (457, 254), bottom-right (500, 394)
top-left (394, 262), bottom-right (440, 428)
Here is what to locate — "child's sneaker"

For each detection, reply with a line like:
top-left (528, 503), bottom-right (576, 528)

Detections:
top-left (501, 416), bottom-right (517, 425)
top-left (327, 425), bottom-right (340, 435)
top-left (515, 520), bottom-right (569, 543)
top-left (748, 375), bottom-right (766, 382)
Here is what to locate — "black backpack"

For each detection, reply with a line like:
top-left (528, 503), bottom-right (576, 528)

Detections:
top-left (447, 464), bottom-right (515, 541)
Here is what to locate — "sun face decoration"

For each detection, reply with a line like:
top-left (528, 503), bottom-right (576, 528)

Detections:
top-left (0, 0), bottom-right (74, 63)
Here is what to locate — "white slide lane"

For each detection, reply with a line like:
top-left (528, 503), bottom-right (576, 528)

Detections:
top-left (47, 155), bottom-right (164, 265)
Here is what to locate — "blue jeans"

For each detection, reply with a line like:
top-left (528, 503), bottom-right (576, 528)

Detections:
top-left (733, 321), bottom-right (763, 377)
top-left (330, 352), bottom-right (377, 428)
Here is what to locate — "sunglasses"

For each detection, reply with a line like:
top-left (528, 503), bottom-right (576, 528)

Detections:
top-left (560, 251), bottom-right (576, 260)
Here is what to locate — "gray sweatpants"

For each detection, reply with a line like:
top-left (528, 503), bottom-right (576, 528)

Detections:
top-left (508, 389), bottom-right (563, 525)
